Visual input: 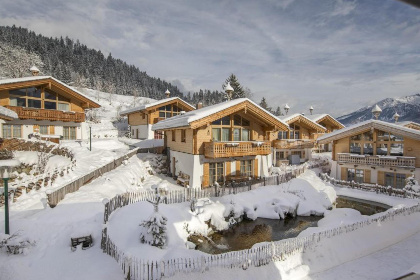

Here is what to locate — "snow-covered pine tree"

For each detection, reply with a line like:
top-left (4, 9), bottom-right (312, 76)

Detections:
top-left (139, 196), bottom-right (168, 249)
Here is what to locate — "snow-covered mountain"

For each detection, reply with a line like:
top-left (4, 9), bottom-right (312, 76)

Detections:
top-left (337, 93), bottom-right (420, 126)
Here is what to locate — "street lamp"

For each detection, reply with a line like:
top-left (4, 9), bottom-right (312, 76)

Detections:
top-left (0, 159), bottom-right (20, 234)
top-left (89, 124), bottom-right (92, 151)
top-left (284, 104), bottom-right (290, 115)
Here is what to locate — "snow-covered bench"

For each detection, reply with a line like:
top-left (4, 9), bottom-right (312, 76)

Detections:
top-left (176, 171), bottom-right (190, 187)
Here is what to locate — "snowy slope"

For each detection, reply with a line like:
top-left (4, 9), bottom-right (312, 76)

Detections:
top-left (337, 93), bottom-right (420, 126)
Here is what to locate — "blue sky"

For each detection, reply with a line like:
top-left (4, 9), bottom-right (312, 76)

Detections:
top-left (1, 0), bottom-right (420, 116)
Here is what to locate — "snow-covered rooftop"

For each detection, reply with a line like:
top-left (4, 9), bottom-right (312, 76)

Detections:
top-left (306, 113), bottom-right (345, 127)
top-left (0, 76), bottom-right (100, 107)
top-left (279, 113), bottom-right (327, 131)
top-left (0, 106), bottom-right (18, 119)
top-left (317, 119), bottom-right (420, 143)
top-left (120, 97), bottom-right (195, 115)
top-left (153, 98), bottom-right (289, 130)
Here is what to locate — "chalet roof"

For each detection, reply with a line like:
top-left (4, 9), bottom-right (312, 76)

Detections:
top-left (0, 106), bottom-right (18, 120)
top-left (120, 97), bottom-right (195, 116)
top-left (279, 113), bottom-right (327, 132)
top-left (306, 113), bottom-right (345, 129)
top-left (317, 119), bottom-right (420, 143)
top-left (396, 121), bottom-right (420, 129)
top-left (0, 76), bottom-right (100, 108)
top-left (152, 98), bottom-right (289, 131)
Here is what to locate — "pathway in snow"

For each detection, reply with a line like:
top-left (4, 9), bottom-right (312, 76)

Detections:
top-left (303, 230), bottom-right (420, 280)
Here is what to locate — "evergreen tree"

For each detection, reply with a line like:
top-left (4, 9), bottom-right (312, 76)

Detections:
top-left (139, 195), bottom-right (168, 249)
top-left (259, 97), bottom-right (269, 110)
top-left (275, 106), bottom-right (282, 116)
top-left (222, 74), bottom-right (246, 99)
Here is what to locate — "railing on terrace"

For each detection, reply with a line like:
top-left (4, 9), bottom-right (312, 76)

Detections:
top-left (204, 141), bottom-right (271, 158)
top-left (5, 105), bottom-right (85, 122)
top-left (337, 153), bottom-right (416, 168)
top-left (319, 172), bottom-right (420, 199)
top-left (272, 139), bottom-right (315, 150)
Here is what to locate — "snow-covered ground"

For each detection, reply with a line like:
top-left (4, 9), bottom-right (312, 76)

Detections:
top-left (0, 87), bottom-right (420, 279)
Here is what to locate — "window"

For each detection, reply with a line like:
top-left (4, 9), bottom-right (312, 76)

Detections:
top-left (384, 173), bottom-right (407, 188)
top-left (376, 130), bottom-right (404, 156)
top-left (350, 142), bottom-right (361, 154)
top-left (240, 160), bottom-right (253, 177)
top-left (212, 115), bottom-right (251, 142)
top-left (9, 87), bottom-right (71, 111)
top-left (276, 151), bottom-right (285, 159)
top-left (181, 129), bottom-right (186, 142)
top-left (40, 125), bottom-right (48, 134)
top-left (209, 162), bottom-right (224, 185)
top-left (2, 124), bottom-right (21, 138)
top-left (159, 105), bottom-right (174, 119)
top-left (172, 130), bottom-right (176, 141)
top-left (347, 168), bottom-right (364, 183)
top-left (63, 127), bottom-right (76, 140)
top-left (154, 130), bottom-right (163, 139)
top-left (278, 131), bottom-right (288, 139)
top-left (289, 124), bottom-right (301, 140)
top-left (58, 103), bottom-right (70, 111)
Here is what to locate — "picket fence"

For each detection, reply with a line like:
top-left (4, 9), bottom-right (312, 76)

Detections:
top-left (103, 159), bottom-right (329, 224)
top-left (99, 159), bottom-right (346, 279)
top-left (319, 173), bottom-right (420, 200)
top-left (102, 201), bottom-right (420, 279)
top-left (46, 148), bottom-right (139, 207)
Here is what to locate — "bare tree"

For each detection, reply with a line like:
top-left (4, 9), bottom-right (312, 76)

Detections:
top-left (0, 42), bottom-right (44, 78)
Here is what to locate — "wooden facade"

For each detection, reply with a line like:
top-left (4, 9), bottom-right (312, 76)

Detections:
top-left (318, 120), bottom-right (420, 188)
top-left (155, 99), bottom-right (289, 188)
top-left (0, 77), bottom-right (99, 123)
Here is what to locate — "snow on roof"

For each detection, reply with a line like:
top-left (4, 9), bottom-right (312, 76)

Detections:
top-left (0, 76), bottom-right (100, 107)
top-left (306, 113), bottom-right (345, 128)
top-left (317, 119), bottom-right (420, 143)
top-left (0, 106), bottom-right (18, 119)
top-left (396, 121), bottom-right (420, 127)
top-left (120, 97), bottom-right (195, 115)
top-left (279, 113), bottom-right (326, 131)
top-left (153, 98), bottom-right (289, 130)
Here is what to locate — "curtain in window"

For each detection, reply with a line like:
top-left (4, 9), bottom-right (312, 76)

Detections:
top-left (3, 125), bottom-right (11, 138)
top-left (242, 129), bottom-right (249, 141)
top-left (212, 128), bottom-right (221, 141)
top-left (222, 128), bottom-right (230, 141)
top-left (58, 103), bottom-right (70, 111)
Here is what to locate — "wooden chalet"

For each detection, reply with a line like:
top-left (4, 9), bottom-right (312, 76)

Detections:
top-left (152, 98), bottom-right (289, 189)
top-left (0, 76), bottom-right (100, 142)
top-left (120, 92), bottom-right (195, 140)
top-left (318, 119), bottom-right (420, 188)
top-left (273, 114), bottom-right (327, 165)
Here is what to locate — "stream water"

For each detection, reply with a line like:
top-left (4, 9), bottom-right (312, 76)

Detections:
top-left (194, 196), bottom-right (391, 254)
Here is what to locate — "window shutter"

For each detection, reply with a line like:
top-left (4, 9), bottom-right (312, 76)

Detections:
top-left (364, 169), bottom-right (371, 184)
top-left (378, 171), bottom-right (384, 186)
top-left (341, 167), bottom-right (347, 181)
top-left (202, 163), bottom-right (209, 188)
top-left (254, 158), bottom-right (259, 177)
top-left (33, 125), bottom-right (39, 133)
top-left (236, 161), bottom-right (240, 175)
top-left (49, 126), bottom-right (55, 135)
top-left (225, 161), bottom-right (231, 177)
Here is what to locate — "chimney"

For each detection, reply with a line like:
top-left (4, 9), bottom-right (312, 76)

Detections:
top-left (393, 112), bottom-right (400, 123)
top-left (196, 102), bottom-right (203, 109)
top-left (165, 89), bottom-right (170, 98)
top-left (372, 104), bottom-right (382, 120)
top-left (30, 65), bottom-right (40, 76)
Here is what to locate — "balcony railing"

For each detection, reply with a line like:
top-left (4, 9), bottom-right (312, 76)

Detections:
top-left (273, 139), bottom-right (315, 150)
top-left (5, 106), bottom-right (85, 123)
top-left (338, 153), bottom-right (416, 168)
top-left (204, 141), bottom-right (271, 158)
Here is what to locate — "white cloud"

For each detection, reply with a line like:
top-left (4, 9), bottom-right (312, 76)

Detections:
top-left (0, 0), bottom-right (419, 117)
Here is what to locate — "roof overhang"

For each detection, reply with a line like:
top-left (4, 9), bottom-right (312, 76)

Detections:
top-left (0, 76), bottom-right (101, 109)
top-left (282, 114), bottom-right (327, 132)
top-left (315, 114), bottom-right (345, 129)
top-left (317, 120), bottom-right (420, 144)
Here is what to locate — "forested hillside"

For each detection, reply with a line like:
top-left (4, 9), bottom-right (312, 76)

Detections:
top-left (0, 25), bottom-right (183, 99)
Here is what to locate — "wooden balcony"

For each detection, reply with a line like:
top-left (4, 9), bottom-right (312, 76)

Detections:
top-left (204, 141), bottom-right (271, 158)
top-left (338, 153), bottom-right (415, 168)
top-left (5, 106), bottom-right (85, 123)
top-left (273, 139), bottom-right (315, 150)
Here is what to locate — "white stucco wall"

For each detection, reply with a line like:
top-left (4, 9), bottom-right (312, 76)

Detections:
top-left (169, 150), bottom-right (202, 188)
top-left (131, 124), bottom-right (152, 139)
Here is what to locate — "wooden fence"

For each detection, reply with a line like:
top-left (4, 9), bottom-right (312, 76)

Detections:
top-left (102, 159), bottom-right (329, 224)
top-left (319, 173), bottom-right (420, 200)
top-left (102, 202), bottom-right (420, 279)
top-left (46, 148), bottom-right (139, 207)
